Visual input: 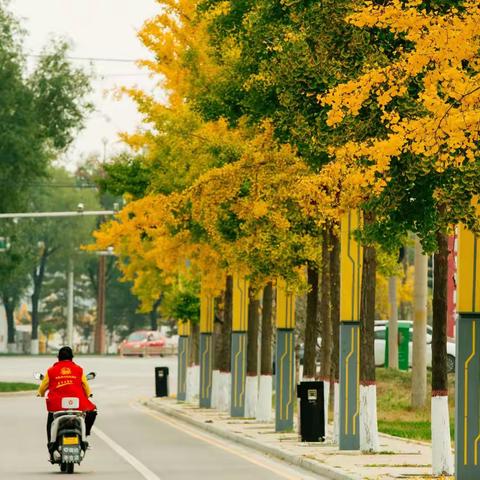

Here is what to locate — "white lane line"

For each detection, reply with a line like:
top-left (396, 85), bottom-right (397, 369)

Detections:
top-left (93, 426), bottom-right (162, 480)
top-left (131, 402), bottom-right (314, 480)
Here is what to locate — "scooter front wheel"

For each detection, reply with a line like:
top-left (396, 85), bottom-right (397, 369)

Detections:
top-left (60, 463), bottom-right (67, 472)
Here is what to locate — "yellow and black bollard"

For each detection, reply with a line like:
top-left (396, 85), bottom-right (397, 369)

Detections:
top-left (456, 218), bottom-right (480, 479)
top-left (199, 287), bottom-right (215, 408)
top-left (230, 273), bottom-right (249, 417)
top-left (275, 278), bottom-right (296, 432)
top-left (339, 211), bottom-right (362, 450)
top-left (177, 320), bottom-right (190, 402)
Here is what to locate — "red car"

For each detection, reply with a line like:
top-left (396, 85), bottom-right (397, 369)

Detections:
top-left (119, 330), bottom-right (166, 357)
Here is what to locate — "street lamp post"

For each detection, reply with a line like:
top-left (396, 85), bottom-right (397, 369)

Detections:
top-left (66, 259), bottom-right (74, 348)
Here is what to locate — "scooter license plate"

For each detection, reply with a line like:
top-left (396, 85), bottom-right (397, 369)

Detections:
top-left (63, 437), bottom-right (79, 445)
top-left (62, 445), bottom-right (81, 463)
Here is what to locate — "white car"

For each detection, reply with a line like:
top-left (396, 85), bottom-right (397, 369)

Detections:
top-left (374, 321), bottom-right (456, 373)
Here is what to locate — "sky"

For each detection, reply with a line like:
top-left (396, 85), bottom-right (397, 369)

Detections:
top-left (10, 0), bottom-right (161, 169)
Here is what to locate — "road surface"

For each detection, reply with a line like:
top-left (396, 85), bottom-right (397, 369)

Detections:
top-left (0, 356), bottom-right (320, 479)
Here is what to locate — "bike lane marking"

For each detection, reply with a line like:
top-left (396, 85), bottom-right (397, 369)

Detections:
top-left (131, 402), bottom-right (312, 480)
top-left (93, 426), bottom-right (162, 480)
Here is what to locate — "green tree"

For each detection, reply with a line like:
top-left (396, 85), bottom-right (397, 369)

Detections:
top-left (0, 221), bottom-right (33, 351)
top-left (18, 167), bottom-right (100, 352)
top-left (0, 2), bottom-right (92, 214)
top-left (104, 266), bottom-right (149, 338)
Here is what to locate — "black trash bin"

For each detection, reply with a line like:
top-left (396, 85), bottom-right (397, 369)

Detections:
top-left (296, 381), bottom-right (325, 442)
top-left (155, 367), bottom-right (169, 397)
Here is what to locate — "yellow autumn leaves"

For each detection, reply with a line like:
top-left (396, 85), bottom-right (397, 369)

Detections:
top-left (324, 0), bottom-right (480, 178)
top-left (88, 0), bottom-right (480, 308)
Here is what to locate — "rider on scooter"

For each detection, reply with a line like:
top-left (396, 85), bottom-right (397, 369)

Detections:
top-left (37, 346), bottom-right (97, 459)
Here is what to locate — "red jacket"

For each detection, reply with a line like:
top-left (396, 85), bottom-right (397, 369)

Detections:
top-left (38, 360), bottom-right (96, 412)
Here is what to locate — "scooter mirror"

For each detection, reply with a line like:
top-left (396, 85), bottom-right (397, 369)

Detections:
top-left (86, 372), bottom-right (96, 381)
top-left (33, 372), bottom-right (44, 381)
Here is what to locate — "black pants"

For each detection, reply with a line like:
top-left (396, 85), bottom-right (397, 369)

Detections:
top-left (47, 411), bottom-right (97, 443)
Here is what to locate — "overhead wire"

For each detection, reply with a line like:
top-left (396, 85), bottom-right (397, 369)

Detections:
top-left (26, 54), bottom-right (139, 63)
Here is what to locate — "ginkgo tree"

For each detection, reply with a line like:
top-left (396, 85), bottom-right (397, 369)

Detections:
top-left (101, 0), bottom-right (392, 439)
top-left (192, 0), bottom-right (393, 434)
top-left (322, 0), bottom-right (480, 472)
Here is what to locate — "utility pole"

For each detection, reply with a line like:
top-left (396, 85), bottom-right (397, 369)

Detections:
top-left (95, 254), bottom-right (106, 355)
top-left (66, 259), bottom-right (74, 347)
top-left (411, 237), bottom-right (428, 408)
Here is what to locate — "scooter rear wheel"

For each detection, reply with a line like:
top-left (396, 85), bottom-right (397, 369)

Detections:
top-left (60, 463), bottom-right (67, 472)
top-left (66, 463), bottom-right (74, 474)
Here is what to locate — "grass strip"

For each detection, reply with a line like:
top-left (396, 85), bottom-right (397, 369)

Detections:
top-left (0, 382), bottom-right (38, 392)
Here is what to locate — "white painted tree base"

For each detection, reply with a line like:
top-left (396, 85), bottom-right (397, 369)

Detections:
top-left (360, 384), bottom-right (379, 452)
top-left (217, 372), bottom-right (231, 412)
top-left (211, 370), bottom-right (220, 409)
top-left (431, 395), bottom-right (454, 475)
top-left (333, 382), bottom-right (340, 444)
top-left (31, 339), bottom-right (39, 355)
top-left (256, 375), bottom-right (273, 421)
top-left (7, 343), bottom-right (16, 354)
top-left (245, 375), bottom-right (258, 418)
top-left (186, 365), bottom-right (200, 403)
top-left (186, 366), bottom-right (194, 402)
top-left (323, 381), bottom-right (330, 440)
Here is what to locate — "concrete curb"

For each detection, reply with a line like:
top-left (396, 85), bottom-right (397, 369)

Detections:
top-left (0, 390), bottom-right (36, 397)
top-left (144, 399), bottom-right (360, 480)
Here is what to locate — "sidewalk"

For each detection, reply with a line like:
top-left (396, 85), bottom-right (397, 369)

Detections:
top-left (145, 397), bottom-right (440, 480)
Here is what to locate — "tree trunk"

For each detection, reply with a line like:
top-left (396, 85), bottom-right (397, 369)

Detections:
top-left (31, 292), bottom-right (39, 341)
top-left (189, 321), bottom-right (200, 366)
top-left (432, 233), bottom-right (449, 393)
top-left (246, 287), bottom-right (260, 417)
top-left (304, 265), bottom-right (319, 380)
top-left (217, 275), bottom-right (233, 412)
top-left (320, 229), bottom-right (332, 379)
top-left (149, 310), bottom-right (158, 331)
top-left (260, 283), bottom-right (273, 375)
top-left (218, 275), bottom-right (233, 372)
top-left (214, 297), bottom-right (224, 371)
top-left (149, 297), bottom-right (162, 331)
top-left (329, 228), bottom-right (341, 443)
top-left (330, 229), bottom-right (341, 382)
top-left (4, 297), bottom-right (16, 345)
top-left (431, 231), bottom-right (453, 475)
top-left (388, 276), bottom-right (399, 369)
top-left (359, 218), bottom-right (379, 452)
top-left (360, 241), bottom-right (377, 384)
top-left (247, 288), bottom-right (259, 375)
top-left (31, 250), bottom-right (48, 345)
top-left (411, 237), bottom-right (428, 408)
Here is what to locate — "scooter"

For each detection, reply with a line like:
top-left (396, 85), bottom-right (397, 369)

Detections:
top-left (34, 371), bottom-right (96, 474)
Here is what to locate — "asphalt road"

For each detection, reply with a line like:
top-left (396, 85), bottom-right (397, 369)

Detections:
top-left (0, 356), bottom-right (319, 479)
